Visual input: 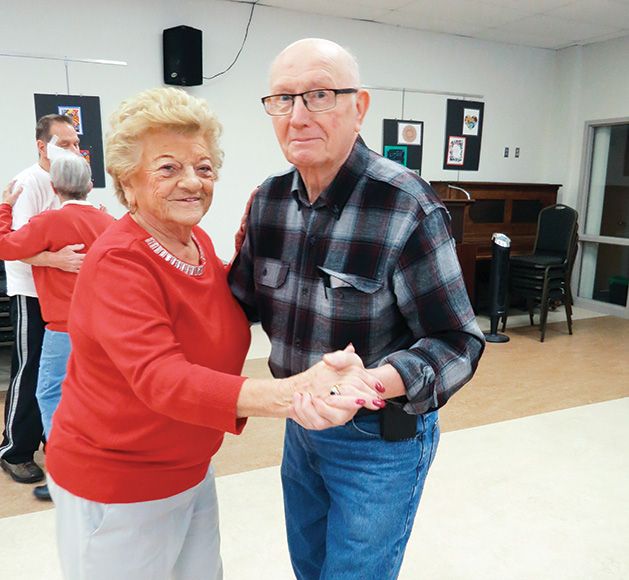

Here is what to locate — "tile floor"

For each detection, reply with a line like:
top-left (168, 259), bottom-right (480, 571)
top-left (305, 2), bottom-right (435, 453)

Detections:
top-left (1, 307), bottom-right (628, 579)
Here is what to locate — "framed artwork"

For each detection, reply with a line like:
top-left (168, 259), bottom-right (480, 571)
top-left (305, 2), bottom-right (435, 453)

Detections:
top-left (383, 119), bottom-right (423, 173)
top-left (462, 108), bottom-right (480, 136)
top-left (624, 129), bottom-right (629, 177)
top-left (443, 99), bottom-right (484, 170)
top-left (397, 121), bottom-right (422, 146)
top-left (34, 94), bottom-right (105, 187)
top-left (384, 145), bottom-right (408, 166)
top-left (58, 106), bottom-right (84, 135)
top-left (447, 137), bottom-right (466, 166)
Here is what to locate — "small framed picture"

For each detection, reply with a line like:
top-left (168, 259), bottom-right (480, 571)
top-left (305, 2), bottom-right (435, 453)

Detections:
top-left (397, 121), bottom-right (422, 146)
top-left (462, 108), bottom-right (480, 136)
top-left (58, 106), bottom-right (83, 135)
top-left (384, 145), bottom-right (408, 166)
top-left (447, 136), bottom-right (466, 166)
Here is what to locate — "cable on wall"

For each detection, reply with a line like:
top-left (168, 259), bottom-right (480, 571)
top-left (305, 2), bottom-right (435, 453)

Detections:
top-left (204, 1), bottom-right (256, 81)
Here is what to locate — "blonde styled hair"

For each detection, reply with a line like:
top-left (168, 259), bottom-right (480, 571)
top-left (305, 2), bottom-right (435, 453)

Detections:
top-left (106, 87), bottom-right (223, 208)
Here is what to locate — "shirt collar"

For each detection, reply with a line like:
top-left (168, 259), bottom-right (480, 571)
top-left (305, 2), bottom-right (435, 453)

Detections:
top-left (60, 199), bottom-right (93, 207)
top-left (290, 136), bottom-right (369, 220)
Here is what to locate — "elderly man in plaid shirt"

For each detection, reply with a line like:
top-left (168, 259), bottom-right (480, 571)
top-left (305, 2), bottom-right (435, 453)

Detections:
top-left (228, 38), bottom-right (485, 580)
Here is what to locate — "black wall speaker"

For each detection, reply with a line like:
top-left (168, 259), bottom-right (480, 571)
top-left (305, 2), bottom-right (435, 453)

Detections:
top-left (163, 25), bottom-right (203, 86)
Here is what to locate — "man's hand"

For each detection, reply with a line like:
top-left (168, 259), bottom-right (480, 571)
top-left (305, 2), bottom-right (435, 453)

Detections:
top-left (324, 348), bottom-right (408, 400)
top-left (23, 244), bottom-right (86, 273)
top-left (48, 244), bottom-right (85, 273)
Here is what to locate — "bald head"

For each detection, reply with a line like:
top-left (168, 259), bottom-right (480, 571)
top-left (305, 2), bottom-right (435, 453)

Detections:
top-left (266, 38), bottom-right (370, 199)
top-left (270, 38), bottom-right (361, 89)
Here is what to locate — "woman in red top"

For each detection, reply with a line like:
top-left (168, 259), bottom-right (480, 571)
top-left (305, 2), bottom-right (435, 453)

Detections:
top-left (45, 87), bottom-right (384, 580)
top-left (0, 155), bottom-right (114, 502)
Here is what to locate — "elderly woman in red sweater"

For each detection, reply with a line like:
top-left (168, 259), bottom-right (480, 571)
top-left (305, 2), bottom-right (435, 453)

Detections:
top-left (45, 87), bottom-right (383, 580)
top-left (0, 155), bottom-right (114, 501)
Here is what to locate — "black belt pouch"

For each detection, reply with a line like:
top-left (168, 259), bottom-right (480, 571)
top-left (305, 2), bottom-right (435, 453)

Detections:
top-left (380, 402), bottom-right (418, 442)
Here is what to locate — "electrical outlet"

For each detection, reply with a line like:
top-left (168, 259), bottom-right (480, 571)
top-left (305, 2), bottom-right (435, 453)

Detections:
top-left (515, 147), bottom-right (520, 158)
top-left (504, 147), bottom-right (509, 158)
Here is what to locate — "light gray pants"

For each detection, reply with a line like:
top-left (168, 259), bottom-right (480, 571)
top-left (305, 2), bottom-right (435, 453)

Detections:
top-left (48, 464), bottom-right (222, 580)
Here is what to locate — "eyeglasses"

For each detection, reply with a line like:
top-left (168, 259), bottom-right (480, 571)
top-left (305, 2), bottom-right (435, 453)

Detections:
top-left (261, 88), bottom-right (358, 116)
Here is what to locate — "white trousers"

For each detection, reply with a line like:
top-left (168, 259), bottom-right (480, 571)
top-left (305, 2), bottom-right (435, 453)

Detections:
top-left (48, 464), bottom-right (222, 580)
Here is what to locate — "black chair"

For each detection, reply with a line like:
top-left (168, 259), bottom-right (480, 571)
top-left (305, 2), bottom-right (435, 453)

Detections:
top-left (501, 204), bottom-right (579, 342)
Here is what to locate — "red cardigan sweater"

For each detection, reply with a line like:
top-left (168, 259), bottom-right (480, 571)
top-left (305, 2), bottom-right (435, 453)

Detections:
top-left (46, 214), bottom-right (251, 503)
top-left (0, 202), bottom-right (115, 331)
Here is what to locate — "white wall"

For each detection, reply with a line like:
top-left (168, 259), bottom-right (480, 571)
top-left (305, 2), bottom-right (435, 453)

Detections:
top-left (0, 0), bottom-right (628, 259)
top-left (554, 36), bottom-right (629, 210)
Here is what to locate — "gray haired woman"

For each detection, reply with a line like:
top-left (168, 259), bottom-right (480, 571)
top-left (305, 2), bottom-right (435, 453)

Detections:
top-left (0, 154), bottom-right (115, 500)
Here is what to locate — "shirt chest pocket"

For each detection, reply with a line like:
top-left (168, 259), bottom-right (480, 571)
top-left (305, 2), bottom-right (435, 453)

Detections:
top-left (317, 267), bottom-right (382, 293)
top-left (317, 266), bottom-right (388, 321)
top-left (254, 257), bottom-right (289, 289)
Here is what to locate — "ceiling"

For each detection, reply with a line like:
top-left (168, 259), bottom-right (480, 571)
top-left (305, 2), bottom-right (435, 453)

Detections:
top-left (243, 0), bottom-right (629, 50)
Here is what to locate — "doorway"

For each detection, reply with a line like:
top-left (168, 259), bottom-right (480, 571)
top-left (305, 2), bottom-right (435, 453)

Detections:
top-left (575, 121), bottom-right (629, 317)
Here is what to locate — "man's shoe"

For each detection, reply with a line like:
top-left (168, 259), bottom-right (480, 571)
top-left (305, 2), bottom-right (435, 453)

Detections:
top-left (33, 484), bottom-right (52, 501)
top-left (0, 458), bottom-right (45, 483)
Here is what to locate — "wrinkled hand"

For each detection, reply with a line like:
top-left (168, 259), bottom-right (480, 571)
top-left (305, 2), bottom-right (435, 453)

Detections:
top-left (290, 345), bottom-right (385, 430)
top-left (49, 244), bottom-right (85, 273)
top-left (2, 181), bottom-right (22, 207)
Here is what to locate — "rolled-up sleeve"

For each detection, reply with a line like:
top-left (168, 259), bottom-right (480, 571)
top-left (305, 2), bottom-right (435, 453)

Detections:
top-left (380, 207), bottom-right (485, 414)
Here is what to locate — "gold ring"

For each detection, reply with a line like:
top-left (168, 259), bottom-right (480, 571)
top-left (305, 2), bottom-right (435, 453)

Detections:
top-left (330, 384), bottom-right (342, 396)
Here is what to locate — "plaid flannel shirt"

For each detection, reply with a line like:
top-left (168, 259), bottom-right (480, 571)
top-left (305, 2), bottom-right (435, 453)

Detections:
top-left (228, 137), bottom-right (484, 414)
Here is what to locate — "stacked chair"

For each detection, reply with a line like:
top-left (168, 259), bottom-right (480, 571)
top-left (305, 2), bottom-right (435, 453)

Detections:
top-left (501, 204), bottom-right (579, 342)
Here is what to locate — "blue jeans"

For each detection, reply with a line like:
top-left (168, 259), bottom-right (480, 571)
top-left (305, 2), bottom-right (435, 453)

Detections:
top-left (36, 329), bottom-right (71, 439)
top-left (281, 410), bottom-right (440, 580)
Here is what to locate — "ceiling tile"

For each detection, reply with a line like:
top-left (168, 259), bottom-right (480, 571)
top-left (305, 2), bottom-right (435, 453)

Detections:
top-left (379, 9), bottom-right (488, 37)
top-left (488, 13), bottom-right (621, 42)
top-left (547, 0), bottom-right (629, 28)
top-left (474, 27), bottom-right (573, 49)
top-left (392, 0), bottom-right (531, 27)
top-left (333, 0), bottom-right (414, 9)
top-left (477, 0), bottom-right (574, 10)
top-left (260, 0), bottom-right (389, 21)
top-left (236, 0), bottom-right (629, 49)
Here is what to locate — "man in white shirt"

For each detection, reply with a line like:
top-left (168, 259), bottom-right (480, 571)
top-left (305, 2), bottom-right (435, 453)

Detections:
top-left (0, 114), bottom-right (85, 485)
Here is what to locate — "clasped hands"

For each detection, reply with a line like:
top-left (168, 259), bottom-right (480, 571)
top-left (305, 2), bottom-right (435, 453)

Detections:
top-left (290, 345), bottom-right (386, 431)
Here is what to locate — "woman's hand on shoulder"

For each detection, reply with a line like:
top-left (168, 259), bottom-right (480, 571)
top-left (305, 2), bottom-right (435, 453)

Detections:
top-left (2, 181), bottom-right (22, 207)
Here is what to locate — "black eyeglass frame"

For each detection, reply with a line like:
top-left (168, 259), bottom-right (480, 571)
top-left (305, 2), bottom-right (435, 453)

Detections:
top-left (261, 88), bottom-right (358, 116)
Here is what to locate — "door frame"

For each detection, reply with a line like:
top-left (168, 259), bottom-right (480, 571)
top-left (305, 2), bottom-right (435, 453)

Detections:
top-left (573, 117), bottom-right (629, 318)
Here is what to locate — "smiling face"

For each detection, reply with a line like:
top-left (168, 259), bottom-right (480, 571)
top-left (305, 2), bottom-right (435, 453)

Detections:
top-left (121, 130), bottom-right (214, 240)
top-left (269, 39), bottom-right (369, 196)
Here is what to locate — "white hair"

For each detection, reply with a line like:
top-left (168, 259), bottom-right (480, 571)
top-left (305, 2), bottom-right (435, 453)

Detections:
top-left (49, 155), bottom-right (92, 200)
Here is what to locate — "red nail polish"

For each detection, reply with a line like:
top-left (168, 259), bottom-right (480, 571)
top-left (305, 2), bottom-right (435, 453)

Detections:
top-left (373, 399), bottom-right (386, 408)
top-left (375, 382), bottom-right (385, 393)
top-left (356, 398), bottom-right (366, 405)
